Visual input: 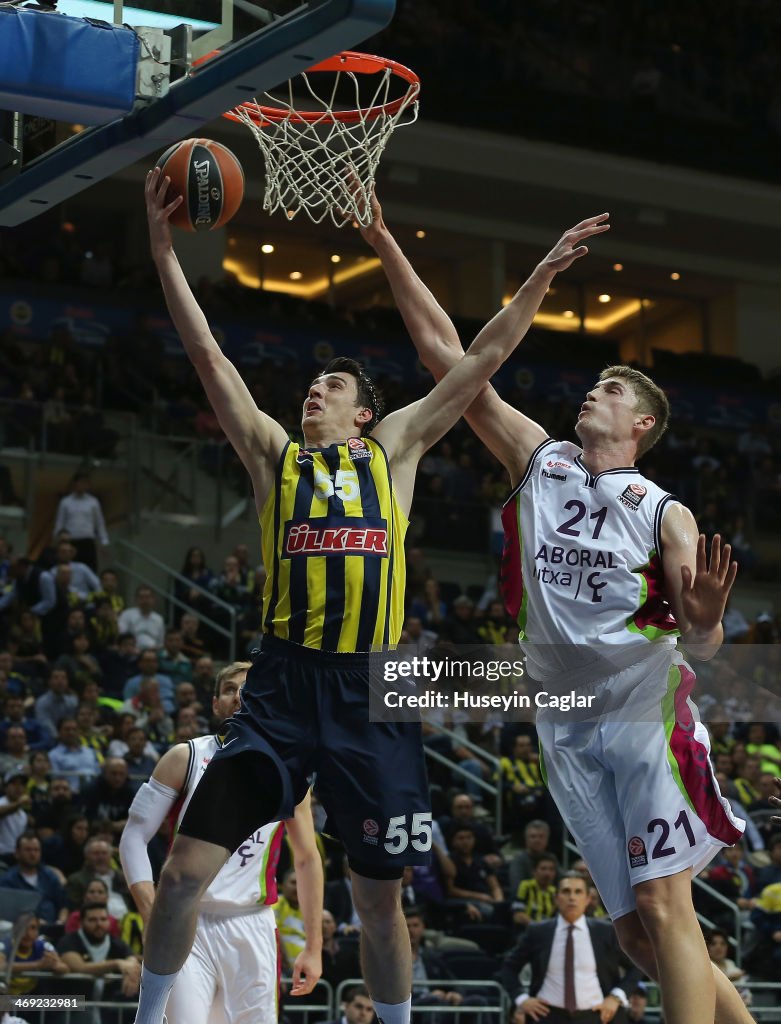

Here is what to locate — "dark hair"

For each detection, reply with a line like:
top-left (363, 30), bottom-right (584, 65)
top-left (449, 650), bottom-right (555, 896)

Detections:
top-left (318, 357), bottom-right (383, 435)
top-left (403, 906), bottom-right (426, 922)
top-left (535, 853), bottom-right (558, 868)
top-left (344, 985), bottom-right (371, 1004)
top-left (81, 901), bottom-right (109, 918)
top-left (706, 927), bottom-right (730, 944)
top-left (16, 831), bottom-right (40, 848)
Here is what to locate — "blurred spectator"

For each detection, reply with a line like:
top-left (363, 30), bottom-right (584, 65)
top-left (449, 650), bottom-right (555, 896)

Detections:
top-left (0, 726), bottom-right (29, 780)
top-left (274, 869), bottom-right (307, 975)
top-left (405, 905), bottom-right (487, 1018)
top-left (180, 612), bottom-right (209, 663)
top-left (191, 655), bottom-right (216, 708)
top-left (117, 586), bottom-right (164, 651)
top-left (122, 727), bottom-right (158, 791)
top-left (734, 754), bottom-right (762, 806)
top-left (56, 631), bottom-right (103, 694)
top-left (175, 547), bottom-right (215, 619)
top-left (157, 629), bottom-right (193, 685)
top-left (512, 854), bottom-right (558, 932)
top-left (1, 914), bottom-right (68, 996)
top-left (80, 759), bottom-right (135, 840)
top-left (324, 984), bottom-right (375, 1024)
top-left (1, 695), bottom-right (50, 751)
top-left (32, 777), bottom-right (76, 840)
top-left (627, 985), bottom-right (651, 1023)
top-left (46, 539), bottom-right (100, 603)
top-left (100, 632), bottom-right (139, 697)
top-left (94, 569), bottom-right (124, 616)
top-left (745, 723), bottom-right (781, 776)
top-left (508, 821), bottom-right (560, 897)
top-left (441, 596), bottom-right (482, 645)
top-left (0, 771), bottom-right (30, 862)
top-left (409, 579), bottom-right (447, 629)
top-left (106, 713), bottom-right (156, 762)
top-left (64, 877), bottom-right (120, 936)
top-left (56, 902), bottom-right (141, 1008)
top-left (34, 666), bottom-right (79, 739)
top-left (47, 717), bottom-right (101, 793)
top-left (89, 596), bottom-right (120, 653)
top-left (321, 908), bottom-right (361, 988)
top-left (53, 472), bottom-right (109, 572)
top-left (756, 835), bottom-right (781, 890)
top-left (706, 928), bottom-right (749, 991)
top-left (446, 825), bottom-right (504, 922)
top-left (42, 814), bottom-right (91, 876)
top-left (75, 702), bottom-right (109, 760)
top-left (497, 734), bottom-right (547, 834)
top-left (0, 832), bottom-right (67, 925)
top-left (439, 793), bottom-right (499, 863)
top-left (400, 615), bottom-right (438, 656)
top-left (66, 838), bottom-right (129, 919)
top-left (123, 649), bottom-right (175, 713)
top-left (746, 883), bottom-right (781, 980)
top-left (119, 679), bottom-right (174, 751)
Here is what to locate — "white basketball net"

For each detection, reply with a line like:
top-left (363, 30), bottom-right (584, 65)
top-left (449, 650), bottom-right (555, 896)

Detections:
top-left (230, 56), bottom-right (419, 227)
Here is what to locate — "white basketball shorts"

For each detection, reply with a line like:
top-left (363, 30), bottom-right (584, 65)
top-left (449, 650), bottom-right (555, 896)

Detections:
top-left (165, 907), bottom-right (278, 1024)
top-left (536, 650), bottom-right (745, 921)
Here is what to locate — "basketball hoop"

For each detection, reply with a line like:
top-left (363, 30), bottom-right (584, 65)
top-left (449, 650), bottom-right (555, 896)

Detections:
top-left (222, 51), bottom-right (420, 227)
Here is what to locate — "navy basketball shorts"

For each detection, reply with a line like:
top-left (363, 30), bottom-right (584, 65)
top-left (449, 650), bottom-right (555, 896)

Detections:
top-left (179, 635), bottom-right (433, 878)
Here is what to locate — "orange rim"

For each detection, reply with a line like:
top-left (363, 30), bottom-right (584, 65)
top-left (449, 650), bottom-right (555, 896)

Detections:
top-left (206, 51), bottom-right (419, 127)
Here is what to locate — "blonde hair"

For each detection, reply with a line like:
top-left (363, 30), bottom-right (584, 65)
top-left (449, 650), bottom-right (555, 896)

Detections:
top-left (598, 365), bottom-right (670, 456)
top-left (214, 660), bottom-right (251, 698)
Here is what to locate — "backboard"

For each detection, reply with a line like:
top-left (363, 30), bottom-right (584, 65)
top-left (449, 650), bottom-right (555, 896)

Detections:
top-left (0, 0), bottom-right (396, 225)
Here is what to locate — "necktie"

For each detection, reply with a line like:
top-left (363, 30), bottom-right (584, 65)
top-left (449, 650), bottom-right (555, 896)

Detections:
top-left (564, 923), bottom-right (577, 1012)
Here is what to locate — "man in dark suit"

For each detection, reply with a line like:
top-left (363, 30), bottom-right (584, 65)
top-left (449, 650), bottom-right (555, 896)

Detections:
top-left (499, 872), bottom-right (643, 1023)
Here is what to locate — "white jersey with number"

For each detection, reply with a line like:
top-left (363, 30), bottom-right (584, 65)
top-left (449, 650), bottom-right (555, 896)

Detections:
top-left (177, 735), bottom-right (284, 914)
top-left (501, 438), bottom-right (679, 685)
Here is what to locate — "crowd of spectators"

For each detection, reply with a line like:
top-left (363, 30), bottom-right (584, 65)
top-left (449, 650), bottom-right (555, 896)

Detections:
top-left (1, 510), bottom-right (780, 1019)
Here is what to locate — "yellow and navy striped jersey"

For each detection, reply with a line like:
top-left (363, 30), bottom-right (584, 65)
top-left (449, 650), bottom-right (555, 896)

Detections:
top-left (260, 437), bottom-right (408, 652)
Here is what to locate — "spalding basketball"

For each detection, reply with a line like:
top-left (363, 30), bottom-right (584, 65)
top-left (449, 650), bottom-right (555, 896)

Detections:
top-left (156, 138), bottom-right (244, 232)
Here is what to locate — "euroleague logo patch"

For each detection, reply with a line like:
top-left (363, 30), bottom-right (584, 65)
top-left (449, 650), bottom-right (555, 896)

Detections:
top-left (618, 482), bottom-right (647, 511)
top-left (628, 835), bottom-right (648, 868)
top-left (347, 437), bottom-right (372, 461)
top-left (362, 818), bottom-right (379, 846)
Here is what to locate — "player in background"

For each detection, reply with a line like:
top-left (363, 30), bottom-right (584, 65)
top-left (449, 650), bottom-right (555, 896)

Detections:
top-left (119, 661), bottom-right (323, 1024)
top-left (360, 193), bottom-right (752, 1024)
top-left (134, 167), bottom-right (608, 1024)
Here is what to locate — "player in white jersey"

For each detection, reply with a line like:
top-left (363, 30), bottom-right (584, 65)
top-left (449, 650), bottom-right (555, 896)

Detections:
top-left (359, 195), bottom-right (752, 1024)
top-left (119, 662), bottom-right (323, 1024)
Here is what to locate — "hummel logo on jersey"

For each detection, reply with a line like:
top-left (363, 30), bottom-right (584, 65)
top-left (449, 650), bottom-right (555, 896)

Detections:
top-left (542, 469), bottom-right (567, 482)
top-left (618, 482), bottom-right (647, 510)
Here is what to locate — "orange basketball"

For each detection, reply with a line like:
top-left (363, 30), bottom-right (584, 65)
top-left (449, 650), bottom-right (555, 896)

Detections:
top-left (156, 138), bottom-right (244, 232)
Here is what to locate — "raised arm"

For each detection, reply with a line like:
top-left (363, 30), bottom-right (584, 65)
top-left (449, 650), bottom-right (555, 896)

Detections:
top-left (284, 790), bottom-right (323, 996)
top-left (119, 741), bottom-right (189, 923)
top-left (146, 168), bottom-right (288, 507)
top-left (363, 197), bottom-right (607, 485)
top-left (661, 509), bottom-right (737, 661)
top-left (374, 213), bottom-right (608, 495)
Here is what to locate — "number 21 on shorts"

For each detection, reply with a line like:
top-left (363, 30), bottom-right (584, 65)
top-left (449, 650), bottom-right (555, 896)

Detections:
top-left (384, 812), bottom-right (433, 854)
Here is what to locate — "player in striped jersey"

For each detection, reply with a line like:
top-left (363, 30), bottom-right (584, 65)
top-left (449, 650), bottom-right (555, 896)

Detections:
top-left (136, 168), bottom-right (610, 1024)
top-left (119, 662), bottom-right (322, 1024)
top-left (363, 195), bottom-right (751, 1024)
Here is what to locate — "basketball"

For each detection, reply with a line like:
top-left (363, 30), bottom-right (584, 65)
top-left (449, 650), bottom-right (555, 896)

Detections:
top-left (155, 138), bottom-right (244, 232)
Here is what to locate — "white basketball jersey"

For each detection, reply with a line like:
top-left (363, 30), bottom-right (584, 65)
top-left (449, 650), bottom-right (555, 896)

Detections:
top-left (501, 439), bottom-right (679, 683)
top-left (176, 735), bottom-right (284, 913)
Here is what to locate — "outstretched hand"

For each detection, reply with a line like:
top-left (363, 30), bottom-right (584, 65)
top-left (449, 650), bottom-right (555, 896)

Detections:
top-left (145, 166), bottom-right (184, 256)
top-left (541, 213), bottom-right (610, 273)
top-left (289, 947), bottom-right (321, 996)
top-left (680, 534), bottom-right (738, 636)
